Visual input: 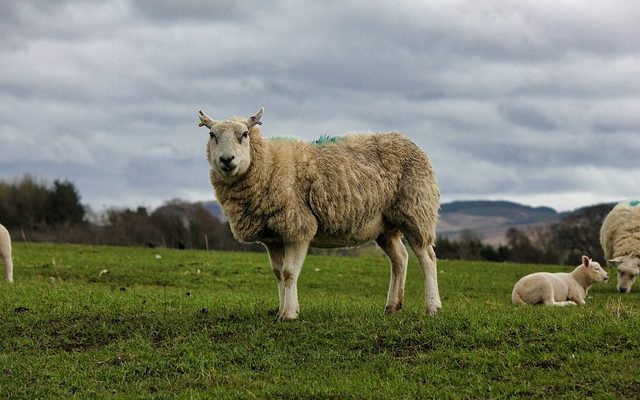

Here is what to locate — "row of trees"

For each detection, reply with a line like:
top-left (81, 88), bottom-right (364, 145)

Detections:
top-left (0, 176), bottom-right (256, 252)
top-left (437, 203), bottom-right (614, 265)
top-left (0, 176), bottom-right (614, 264)
top-left (0, 176), bottom-right (84, 228)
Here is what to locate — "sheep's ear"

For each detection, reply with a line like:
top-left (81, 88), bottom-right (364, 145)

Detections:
top-left (581, 255), bottom-right (591, 267)
top-left (608, 256), bottom-right (625, 266)
top-left (246, 107), bottom-right (264, 128)
top-left (198, 110), bottom-right (219, 129)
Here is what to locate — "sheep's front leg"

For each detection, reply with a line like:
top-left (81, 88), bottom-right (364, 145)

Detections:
top-left (264, 243), bottom-right (285, 314)
top-left (280, 242), bottom-right (309, 321)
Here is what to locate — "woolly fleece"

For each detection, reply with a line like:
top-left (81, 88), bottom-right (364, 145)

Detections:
top-left (600, 201), bottom-right (640, 261)
top-left (209, 130), bottom-right (439, 249)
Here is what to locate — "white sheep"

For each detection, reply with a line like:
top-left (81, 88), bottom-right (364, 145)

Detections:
top-left (600, 200), bottom-right (640, 293)
top-left (198, 108), bottom-right (441, 320)
top-left (512, 256), bottom-right (609, 306)
top-left (0, 223), bottom-right (14, 284)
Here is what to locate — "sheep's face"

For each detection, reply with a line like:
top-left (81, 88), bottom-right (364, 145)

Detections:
top-left (207, 121), bottom-right (252, 179)
top-left (610, 256), bottom-right (640, 293)
top-left (581, 257), bottom-right (609, 284)
top-left (199, 108), bottom-right (263, 180)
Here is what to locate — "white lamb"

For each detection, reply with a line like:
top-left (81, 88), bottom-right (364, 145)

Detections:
top-left (512, 256), bottom-right (609, 306)
top-left (197, 108), bottom-right (441, 320)
top-left (0, 223), bottom-right (14, 284)
top-left (600, 200), bottom-right (640, 293)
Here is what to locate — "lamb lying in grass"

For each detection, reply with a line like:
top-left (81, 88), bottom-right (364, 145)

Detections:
top-left (512, 256), bottom-right (608, 306)
top-left (0, 224), bottom-right (13, 283)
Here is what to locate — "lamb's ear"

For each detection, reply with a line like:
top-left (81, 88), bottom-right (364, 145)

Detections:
top-left (581, 255), bottom-right (591, 268)
top-left (246, 107), bottom-right (264, 128)
top-left (198, 110), bottom-right (218, 129)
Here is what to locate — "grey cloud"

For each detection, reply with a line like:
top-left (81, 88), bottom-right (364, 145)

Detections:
top-left (1, 0), bottom-right (640, 212)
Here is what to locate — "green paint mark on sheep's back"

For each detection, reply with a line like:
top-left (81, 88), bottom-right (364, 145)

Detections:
top-left (630, 200), bottom-right (640, 207)
top-left (268, 136), bottom-right (301, 143)
top-left (312, 135), bottom-right (344, 146)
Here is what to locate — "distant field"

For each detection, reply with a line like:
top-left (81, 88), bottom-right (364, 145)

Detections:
top-left (1, 242), bottom-right (639, 399)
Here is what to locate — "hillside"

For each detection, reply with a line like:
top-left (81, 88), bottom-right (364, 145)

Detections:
top-left (438, 200), bottom-right (561, 244)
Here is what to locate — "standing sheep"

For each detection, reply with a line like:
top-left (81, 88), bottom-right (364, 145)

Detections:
top-left (512, 256), bottom-right (609, 306)
top-left (198, 108), bottom-right (441, 320)
top-left (0, 224), bottom-right (14, 284)
top-left (600, 200), bottom-right (640, 293)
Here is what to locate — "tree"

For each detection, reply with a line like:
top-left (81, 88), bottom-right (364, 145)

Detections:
top-left (45, 180), bottom-right (86, 225)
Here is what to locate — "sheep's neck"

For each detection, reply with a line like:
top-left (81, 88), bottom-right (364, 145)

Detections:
top-left (571, 267), bottom-right (593, 292)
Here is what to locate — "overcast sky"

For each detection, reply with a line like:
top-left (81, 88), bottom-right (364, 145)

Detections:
top-left (1, 1), bottom-right (639, 212)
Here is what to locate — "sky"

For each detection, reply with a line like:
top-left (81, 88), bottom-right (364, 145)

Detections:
top-left (1, 0), bottom-right (639, 212)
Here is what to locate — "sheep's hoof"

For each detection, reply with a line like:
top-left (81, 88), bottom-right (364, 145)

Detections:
top-left (384, 303), bottom-right (403, 315)
top-left (426, 304), bottom-right (442, 316)
top-left (278, 310), bottom-right (299, 321)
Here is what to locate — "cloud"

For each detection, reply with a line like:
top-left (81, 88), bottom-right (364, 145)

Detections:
top-left (1, 0), bottom-right (639, 212)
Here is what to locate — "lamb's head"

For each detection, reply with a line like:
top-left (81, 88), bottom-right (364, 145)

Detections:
top-left (609, 255), bottom-right (640, 293)
top-left (198, 107), bottom-right (263, 180)
top-left (580, 255), bottom-right (609, 284)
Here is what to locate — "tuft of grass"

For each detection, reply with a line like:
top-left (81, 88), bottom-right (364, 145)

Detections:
top-left (1, 242), bottom-right (639, 398)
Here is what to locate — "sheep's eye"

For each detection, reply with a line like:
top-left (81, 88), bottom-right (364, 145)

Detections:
top-left (241, 131), bottom-right (249, 139)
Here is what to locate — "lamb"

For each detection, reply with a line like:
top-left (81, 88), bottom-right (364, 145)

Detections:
top-left (600, 200), bottom-right (640, 293)
top-left (511, 256), bottom-right (608, 306)
top-left (0, 223), bottom-right (14, 284)
top-left (197, 107), bottom-right (441, 320)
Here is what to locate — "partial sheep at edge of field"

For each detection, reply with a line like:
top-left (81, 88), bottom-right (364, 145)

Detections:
top-left (600, 200), bottom-right (640, 293)
top-left (198, 107), bottom-right (441, 320)
top-left (0, 223), bottom-right (14, 284)
top-left (511, 255), bottom-right (609, 306)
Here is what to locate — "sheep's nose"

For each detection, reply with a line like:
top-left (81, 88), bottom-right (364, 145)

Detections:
top-left (618, 287), bottom-right (628, 293)
top-left (219, 155), bottom-right (235, 165)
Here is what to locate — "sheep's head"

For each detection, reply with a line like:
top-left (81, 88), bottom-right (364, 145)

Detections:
top-left (580, 255), bottom-right (609, 284)
top-left (198, 107), bottom-right (263, 180)
top-left (609, 255), bottom-right (640, 293)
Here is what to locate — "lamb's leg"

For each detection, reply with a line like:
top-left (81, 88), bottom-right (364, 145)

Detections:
top-left (264, 242), bottom-right (285, 314)
top-left (376, 231), bottom-right (408, 314)
top-left (412, 244), bottom-right (442, 316)
top-left (280, 242), bottom-right (309, 321)
top-left (545, 300), bottom-right (577, 306)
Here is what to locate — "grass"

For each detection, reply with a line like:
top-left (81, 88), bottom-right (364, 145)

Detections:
top-left (1, 242), bottom-right (639, 399)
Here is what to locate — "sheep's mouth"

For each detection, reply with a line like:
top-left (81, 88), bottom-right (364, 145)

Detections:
top-left (218, 164), bottom-right (238, 175)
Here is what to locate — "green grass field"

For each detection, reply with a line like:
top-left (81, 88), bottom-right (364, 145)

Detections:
top-left (1, 242), bottom-right (639, 399)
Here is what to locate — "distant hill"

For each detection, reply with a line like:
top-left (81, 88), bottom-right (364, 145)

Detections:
top-left (438, 200), bottom-right (560, 244)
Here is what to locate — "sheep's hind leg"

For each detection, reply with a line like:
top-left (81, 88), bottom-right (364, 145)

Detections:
top-left (264, 242), bottom-right (285, 315)
top-left (411, 244), bottom-right (442, 316)
top-left (280, 242), bottom-right (309, 320)
top-left (376, 231), bottom-right (408, 314)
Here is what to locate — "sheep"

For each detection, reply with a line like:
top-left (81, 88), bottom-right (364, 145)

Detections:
top-left (511, 256), bottom-right (609, 306)
top-left (0, 223), bottom-right (14, 284)
top-left (197, 107), bottom-right (441, 320)
top-left (600, 200), bottom-right (640, 293)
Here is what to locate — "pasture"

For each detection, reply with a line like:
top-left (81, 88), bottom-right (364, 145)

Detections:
top-left (1, 242), bottom-right (639, 399)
